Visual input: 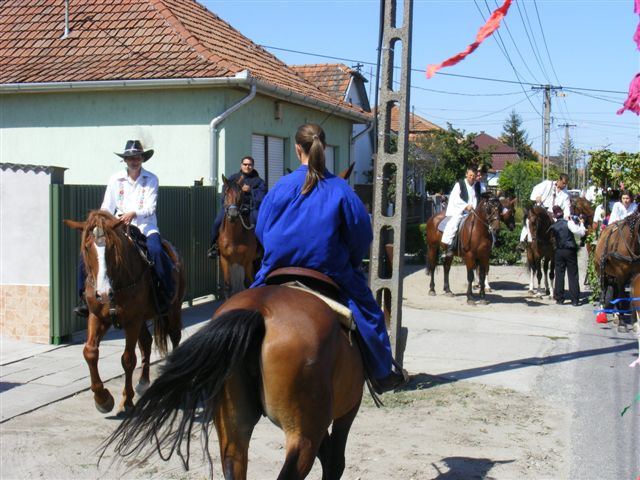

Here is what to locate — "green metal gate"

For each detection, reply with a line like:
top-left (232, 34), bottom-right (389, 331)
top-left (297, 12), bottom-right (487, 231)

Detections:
top-left (49, 184), bottom-right (218, 344)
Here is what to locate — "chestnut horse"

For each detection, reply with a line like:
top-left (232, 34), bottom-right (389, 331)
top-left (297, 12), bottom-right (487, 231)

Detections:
top-left (218, 174), bottom-right (258, 298)
top-left (525, 205), bottom-right (555, 297)
top-left (102, 279), bottom-right (365, 479)
top-left (594, 211), bottom-right (640, 319)
top-left (64, 211), bottom-right (185, 414)
top-left (426, 196), bottom-right (503, 304)
top-left (474, 196), bottom-right (517, 291)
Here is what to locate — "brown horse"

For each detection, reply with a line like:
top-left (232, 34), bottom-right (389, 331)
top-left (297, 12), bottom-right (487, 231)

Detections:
top-left (218, 174), bottom-right (258, 298)
top-left (64, 210), bottom-right (185, 414)
top-left (474, 196), bottom-right (518, 291)
top-left (525, 205), bottom-right (555, 297)
top-left (594, 211), bottom-right (640, 319)
top-left (102, 275), bottom-right (365, 479)
top-left (426, 196), bottom-right (503, 304)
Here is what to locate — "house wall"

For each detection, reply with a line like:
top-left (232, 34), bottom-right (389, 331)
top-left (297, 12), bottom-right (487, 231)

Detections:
top-left (344, 80), bottom-right (373, 185)
top-left (0, 167), bottom-right (55, 343)
top-left (0, 88), bottom-right (353, 189)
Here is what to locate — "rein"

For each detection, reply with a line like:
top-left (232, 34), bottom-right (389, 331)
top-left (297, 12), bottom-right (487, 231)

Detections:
top-left (469, 201), bottom-right (499, 248)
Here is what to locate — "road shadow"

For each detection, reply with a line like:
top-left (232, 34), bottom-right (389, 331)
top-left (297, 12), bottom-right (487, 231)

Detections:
top-left (430, 457), bottom-right (515, 479)
top-left (402, 341), bottom-right (637, 387)
top-left (432, 291), bottom-right (549, 307)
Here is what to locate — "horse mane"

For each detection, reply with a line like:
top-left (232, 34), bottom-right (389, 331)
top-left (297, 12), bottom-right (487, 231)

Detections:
top-left (82, 210), bottom-right (129, 278)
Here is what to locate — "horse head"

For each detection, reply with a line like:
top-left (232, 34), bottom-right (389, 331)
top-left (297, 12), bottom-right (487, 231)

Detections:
top-left (499, 196), bottom-right (517, 231)
top-left (221, 174), bottom-right (247, 225)
top-left (479, 195), bottom-right (503, 233)
top-left (80, 210), bottom-right (126, 302)
top-left (527, 205), bottom-right (552, 243)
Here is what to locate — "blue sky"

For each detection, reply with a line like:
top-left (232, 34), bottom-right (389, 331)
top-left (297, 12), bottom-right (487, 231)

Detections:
top-left (204, 0), bottom-right (639, 157)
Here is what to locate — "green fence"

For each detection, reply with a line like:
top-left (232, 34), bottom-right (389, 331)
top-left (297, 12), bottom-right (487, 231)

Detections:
top-left (49, 184), bottom-right (218, 344)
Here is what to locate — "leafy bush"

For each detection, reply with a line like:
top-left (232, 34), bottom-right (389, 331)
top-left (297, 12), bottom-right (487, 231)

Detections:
top-left (490, 223), bottom-right (522, 265)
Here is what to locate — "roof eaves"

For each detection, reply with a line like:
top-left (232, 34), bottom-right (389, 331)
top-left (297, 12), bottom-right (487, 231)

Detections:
top-left (253, 78), bottom-right (371, 124)
top-left (0, 71), bottom-right (251, 93)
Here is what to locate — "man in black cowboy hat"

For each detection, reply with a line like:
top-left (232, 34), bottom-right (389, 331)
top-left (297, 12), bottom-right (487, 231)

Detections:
top-left (207, 155), bottom-right (267, 258)
top-left (548, 204), bottom-right (585, 306)
top-left (74, 140), bottom-right (174, 316)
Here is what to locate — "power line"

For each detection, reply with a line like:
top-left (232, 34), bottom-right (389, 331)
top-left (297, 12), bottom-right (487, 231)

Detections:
top-left (261, 44), bottom-right (627, 94)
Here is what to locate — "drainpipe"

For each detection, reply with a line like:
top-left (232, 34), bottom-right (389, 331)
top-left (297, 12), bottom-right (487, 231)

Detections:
top-left (351, 121), bottom-right (372, 144)
top-left (209, 76), bottom-right (256, 188)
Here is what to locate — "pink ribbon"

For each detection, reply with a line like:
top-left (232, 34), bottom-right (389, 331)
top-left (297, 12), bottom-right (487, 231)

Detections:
top-left (426, 0), bottom-right (512, 79)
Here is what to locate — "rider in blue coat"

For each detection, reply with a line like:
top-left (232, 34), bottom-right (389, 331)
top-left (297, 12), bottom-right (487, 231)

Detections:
top-left (252, 123), bottom-right (407, 393)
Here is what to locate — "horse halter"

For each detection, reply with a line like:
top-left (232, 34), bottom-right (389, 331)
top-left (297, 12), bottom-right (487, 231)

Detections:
top-left (224, 183), bottom-right (254, 230)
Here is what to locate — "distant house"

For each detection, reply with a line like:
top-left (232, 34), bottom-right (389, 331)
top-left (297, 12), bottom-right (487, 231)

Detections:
top-left (473, 132), bottom-right (521, 187)
top-left (291, 63), bottom-right (373, 184)
top-left (0, 0), bottom-right (370, 189)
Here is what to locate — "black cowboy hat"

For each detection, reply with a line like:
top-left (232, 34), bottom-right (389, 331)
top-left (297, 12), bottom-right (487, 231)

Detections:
top-left (115, 140), bottom-right (154, 162)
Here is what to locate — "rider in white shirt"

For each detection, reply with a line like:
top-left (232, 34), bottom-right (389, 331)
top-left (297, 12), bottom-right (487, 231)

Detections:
top-left (441, 165), bottom-right (486, 257)
top-left (608, 190), bottom-right (637, 224)
top-left (517, 173), bottom-right (571, 251)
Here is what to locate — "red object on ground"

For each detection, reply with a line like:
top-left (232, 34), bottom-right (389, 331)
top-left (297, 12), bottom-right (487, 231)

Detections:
top-left (596, 312), bottom-right (608, 324)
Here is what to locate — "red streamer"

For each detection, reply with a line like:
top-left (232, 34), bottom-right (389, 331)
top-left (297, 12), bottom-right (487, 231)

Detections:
top-left (426, 0), bottom-right (513, 79)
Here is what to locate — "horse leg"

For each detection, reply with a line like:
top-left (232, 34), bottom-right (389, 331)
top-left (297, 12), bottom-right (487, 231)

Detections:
top-left (477, 259), bottom-right (489, 305)
top-left (136, 321), bottom-right (152, 394)
top-left (119, 325), bottom-right (140, 414)
top-left (83, 313), bottom-right (115, 413)
top-left (543, 258), bottom-right (551, 297)
top-left (443, 256), bottom-right (454, 296)
top-left (317, 401), bottom-right (361, 480)
top-left (466, 262), bottom-right (475, 305)
top-left (427, 243), bottom-right (438, 296)
top-left (220, 257), bottom-right (232, 299)
top-left (213, 370), bottom-right (262, 480)
top-left (536, 261), bottom-right (543, 297)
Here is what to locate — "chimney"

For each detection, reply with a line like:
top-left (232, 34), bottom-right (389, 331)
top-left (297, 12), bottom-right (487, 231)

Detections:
top-left (61, 0), bottom-right (70, 39)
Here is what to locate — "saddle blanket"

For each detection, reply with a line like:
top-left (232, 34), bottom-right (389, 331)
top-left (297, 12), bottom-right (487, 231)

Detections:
top-left (282, 280), bottom-right (356, 331)
top-left (438, 216), bottom-right (450, 232)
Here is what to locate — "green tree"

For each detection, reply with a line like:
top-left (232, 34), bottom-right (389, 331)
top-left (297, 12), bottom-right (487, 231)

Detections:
top-left (499, 110), bottom-right (537, 162)
top-left (411, 124), bottom-right (491, 194)
top-left (589, 149), bottom-right (640, 193)
top-left (498, 160), bottom-right (542, 204)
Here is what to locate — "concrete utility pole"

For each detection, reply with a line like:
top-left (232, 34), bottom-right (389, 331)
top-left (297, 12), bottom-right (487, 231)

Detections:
top-left (532, 85), bottom-right (562, 180)
top-left (370, 0), bottom-right (413, 364)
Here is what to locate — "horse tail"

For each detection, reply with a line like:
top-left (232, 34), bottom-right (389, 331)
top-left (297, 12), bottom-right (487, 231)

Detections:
top-left (100, 309), bottom-right (265, 471)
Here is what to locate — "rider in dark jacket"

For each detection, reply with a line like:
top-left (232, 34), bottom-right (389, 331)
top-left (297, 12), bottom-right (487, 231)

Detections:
top-left (207, 156), bottom-right (267, 257)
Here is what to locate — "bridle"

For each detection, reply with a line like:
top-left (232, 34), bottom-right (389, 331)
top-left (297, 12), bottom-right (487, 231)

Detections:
top-left (85, 224), bottom-right (151, 328)
top-left (224, 184), bottom-right (255, 230)
top-left (469, 198), bottom-right (501, 246)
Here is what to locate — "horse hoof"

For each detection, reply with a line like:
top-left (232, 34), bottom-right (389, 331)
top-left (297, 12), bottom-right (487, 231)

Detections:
top-left (116, 404), bottom-right (134, 418)
top-left (612, 314), bottom-right (620, 326)
top-left (477, 299), bottom-right (489, 305)
top-left (136, 379), bottom-right (150, 395)
top-left (617, 324), bottom-right (628, 334)
top-left (445, 291), bottom-right (455, 297)
top-left (527, 290), bottom-right (534, 296)
top-left (485, 287), bottom-right (492, 293)
top-left (467, 299), bottom-right (476, 305)
top-left (429, 290), bottom-right (436, 296)
top-left (95, 391), bottom-right (115, 413)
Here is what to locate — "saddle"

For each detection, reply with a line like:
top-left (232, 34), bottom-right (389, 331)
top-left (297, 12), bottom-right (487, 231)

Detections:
top-left (125, 225), bottom-right (177, 316)
top-left (265, 267), bottom-right (355, 331)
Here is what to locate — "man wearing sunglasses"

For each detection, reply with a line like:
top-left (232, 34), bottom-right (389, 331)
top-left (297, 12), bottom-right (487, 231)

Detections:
top-left (207, 156), bottom-right (267, 258)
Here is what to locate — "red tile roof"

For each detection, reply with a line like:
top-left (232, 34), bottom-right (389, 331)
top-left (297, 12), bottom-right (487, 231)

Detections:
top-left (473, 132), bottom-right (520, 172)
top-left (0, 0), bottom-right (366, 117)
top-left (290, 64), bottom-right (360, 101)
top-left (373, 107), bottom-right (442, 139)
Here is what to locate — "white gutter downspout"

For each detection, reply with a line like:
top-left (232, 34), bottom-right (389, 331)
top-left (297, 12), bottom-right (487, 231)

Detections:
top-left (209, 78), bottom-right (256, 188)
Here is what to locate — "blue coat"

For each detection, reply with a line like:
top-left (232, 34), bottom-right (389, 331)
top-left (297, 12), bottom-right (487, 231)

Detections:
top-left (252, 165), bottom-right (392, 379)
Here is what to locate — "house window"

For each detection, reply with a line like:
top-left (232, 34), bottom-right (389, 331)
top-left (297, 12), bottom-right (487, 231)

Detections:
top-left (251, 134), bottom-right (284, 190)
